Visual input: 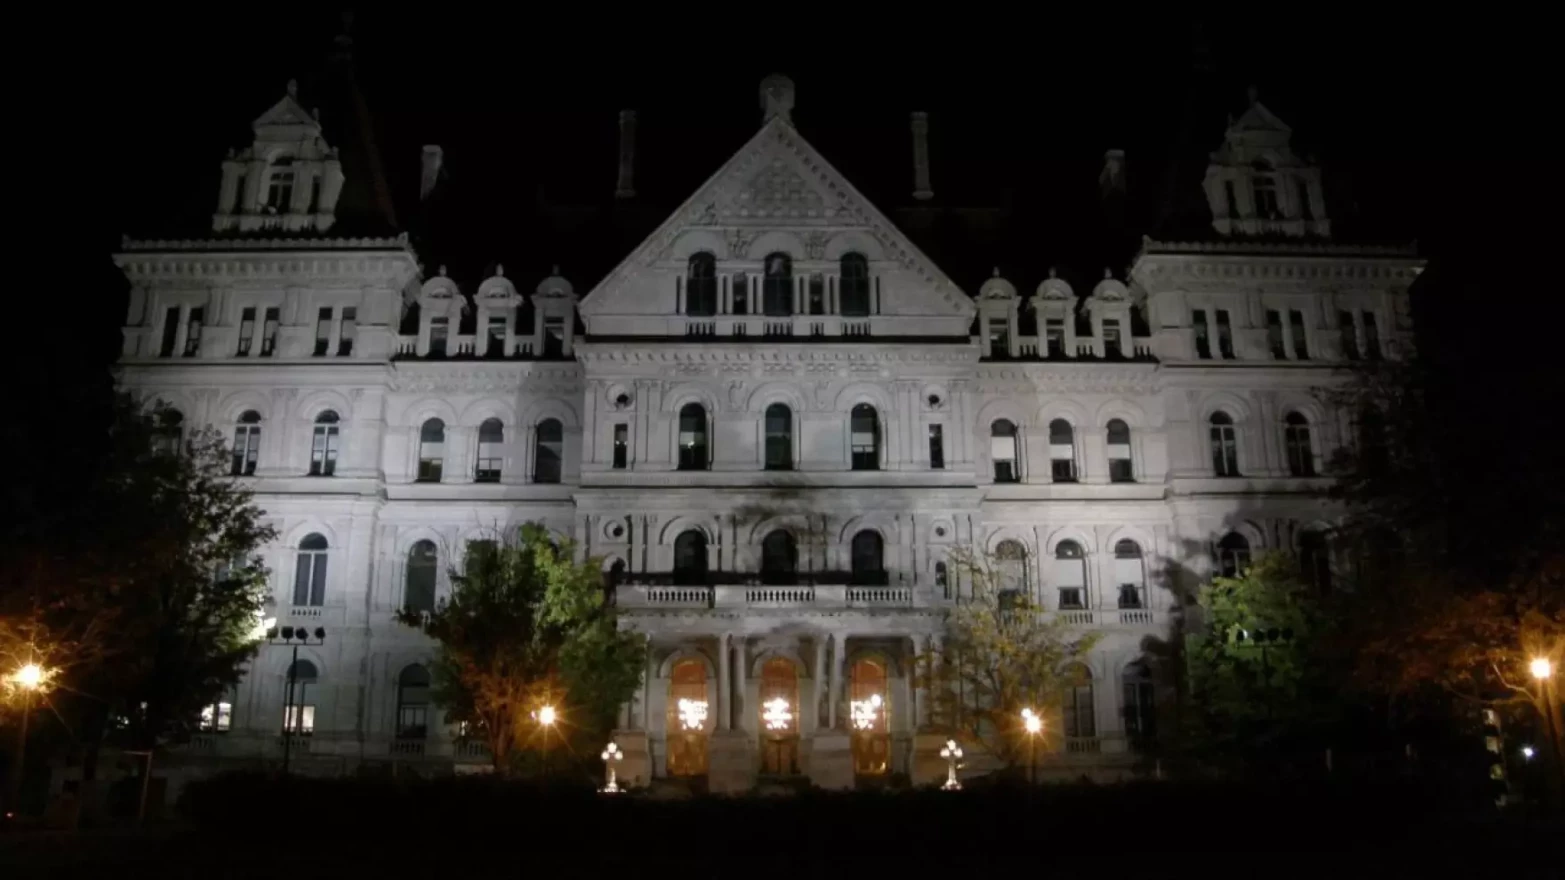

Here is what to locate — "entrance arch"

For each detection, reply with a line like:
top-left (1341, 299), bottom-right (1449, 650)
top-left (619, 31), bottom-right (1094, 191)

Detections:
top-left (666, 658), bottom-right (710, 776)
top-left (758, 656), bottom-right (801, 775)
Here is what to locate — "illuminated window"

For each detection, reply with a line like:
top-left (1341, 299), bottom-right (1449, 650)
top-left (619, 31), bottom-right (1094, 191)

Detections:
top-left (283, 659), bottom-right (318, 735)
top-left (199, 700), bottom-right (232, 732)
top-left (666, 659), bottom-right (709, 777)
top-left (417, 418), bottom-right (445, 482)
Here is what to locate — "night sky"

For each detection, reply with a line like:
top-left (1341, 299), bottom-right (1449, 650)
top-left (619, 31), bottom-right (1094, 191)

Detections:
top-left (35, 11), bottom-right (1546, 436)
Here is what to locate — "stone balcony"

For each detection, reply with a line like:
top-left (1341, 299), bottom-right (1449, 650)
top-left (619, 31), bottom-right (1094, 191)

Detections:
top-left (614, 570), bottom-right (917, 611)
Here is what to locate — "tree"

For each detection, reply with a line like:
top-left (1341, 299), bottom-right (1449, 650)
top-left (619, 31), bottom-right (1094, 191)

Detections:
top-left (919, 545), bottom-right (1099, 768)
top-left (1179, 552), bottom-right (1339, 767)
top-left (1, 393), bottom-right (274, 758)
top-left (397, 523), bottom-right (645, 775)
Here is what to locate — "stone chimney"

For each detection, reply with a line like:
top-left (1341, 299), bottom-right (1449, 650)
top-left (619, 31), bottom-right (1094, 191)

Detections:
top-left (616, 110), bottom-right (637, 199)
top-left (911, 112), bottom-right (933, 201)
top-left (420, 145), bottom-right (444, 201)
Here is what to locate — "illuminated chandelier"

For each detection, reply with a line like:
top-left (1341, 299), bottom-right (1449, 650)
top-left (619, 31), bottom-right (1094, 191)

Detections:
top-left (850, 693), bottom-right (883, 731)
top-left (762, 697), bottom-right (793, 731)
top-left (676, 698), bottom-right (708, 731)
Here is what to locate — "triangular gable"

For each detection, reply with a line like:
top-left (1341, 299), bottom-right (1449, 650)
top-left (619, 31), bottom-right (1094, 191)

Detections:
top-left (1230, 100), bottom-right (1291, 135)
top-left (581, 116), bottom-right (973, 321)
top-left (253, 94), bottom-right (320, 130)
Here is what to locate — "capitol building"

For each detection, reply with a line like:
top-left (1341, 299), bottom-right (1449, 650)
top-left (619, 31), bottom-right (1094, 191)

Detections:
top-left (112, 49), bottom-right (1421, 791)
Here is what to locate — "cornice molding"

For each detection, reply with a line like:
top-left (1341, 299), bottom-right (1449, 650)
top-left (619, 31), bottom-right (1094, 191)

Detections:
top-left (389, 363), bottom-right (583, 394)
top-left (120, 233), bottom-right (410, 252)
top-left (576, 345), bottom-right (976, 367)
top-left (116, 249), bottom-right (419, 287)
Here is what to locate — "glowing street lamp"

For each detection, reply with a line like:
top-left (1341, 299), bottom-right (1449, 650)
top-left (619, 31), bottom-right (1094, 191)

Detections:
top-left (532, 704), bottom-right (559, 778)
top-left (600, 741), bottom-right (625, 794)
top-left (1532, 657), bottom-right (1554, 681)
top-left (6, 660), bottom-right (56, 818)
top-left (535, 704), bottom-right (558, 728)
top-left (1021, 707), bottom-right (1043, 785)
top-left (940, 738), bottom-right (964, 791)
top-left (1522, 745), bottom-right (1536, 760)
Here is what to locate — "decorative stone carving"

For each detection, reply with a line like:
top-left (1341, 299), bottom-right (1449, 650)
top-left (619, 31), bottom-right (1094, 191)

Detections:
top-left (724, 229), bottom-right (757, 259)
top-left (803, 231), bottom-right (830, 260)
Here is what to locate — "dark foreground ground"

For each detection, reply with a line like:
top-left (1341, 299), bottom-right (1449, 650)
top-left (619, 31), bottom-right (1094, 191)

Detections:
top-left (3, 774), bottom-right (1562, 876)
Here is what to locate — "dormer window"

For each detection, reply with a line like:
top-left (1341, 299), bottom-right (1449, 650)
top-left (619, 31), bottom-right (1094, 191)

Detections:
top-left (686, 253), bottom-right (717, 317)
top-left (266, 158), bottom-right (296, 212)
top-left (840, 253), bottom-right (870, 317)
top-left (1251, 161), bottom-right (1279, 219)
top-left (763, 253), bottom-right (792, 317)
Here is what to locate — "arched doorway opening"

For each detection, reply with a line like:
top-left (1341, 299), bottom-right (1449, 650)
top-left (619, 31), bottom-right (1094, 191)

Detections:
top-left (849, 657), bottom-right (890, 775)
top-left (758, 657), bottom-right (801, 776)
top-left (666, 658), bottom-right (709, 777)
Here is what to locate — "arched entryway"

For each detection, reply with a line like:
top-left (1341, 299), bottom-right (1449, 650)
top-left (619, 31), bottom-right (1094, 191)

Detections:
top-left (849, 657), bottom-right (890, 776)
top-left (666, 658), bottom-right (709, 777)
top-left (758, 656), bottom-right (801, 776)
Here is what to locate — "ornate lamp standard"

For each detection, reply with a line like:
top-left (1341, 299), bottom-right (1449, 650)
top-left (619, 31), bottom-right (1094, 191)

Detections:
top-left (1531, 656), bottom-right (1563, 801)
top-left (1021, 707), bottom-right (1042, 785)
top-left (267, 625), bottom-right (326, 775)
top-left (600, 741), bottom-right (625, 794)
top-left (532, 704), bottom-right (558, 777)
top-left (939, 739), bottom-right (964, 791)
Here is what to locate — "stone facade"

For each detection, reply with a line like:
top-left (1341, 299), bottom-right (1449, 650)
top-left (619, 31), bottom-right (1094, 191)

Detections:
top-left (113, 75), bottom-right (1421, 788)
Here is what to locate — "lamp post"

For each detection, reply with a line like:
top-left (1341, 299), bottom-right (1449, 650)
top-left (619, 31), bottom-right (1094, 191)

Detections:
top-left (1531, 656), bottom-right (1564, 800)
top-left (1021, 707), bottom-right (1042, 785)
top-left (940, 738), bottom-right (964, 791)
top-left (600, 741), bottom-right (624, 794)
top-left (5, 660), bottom-right (53, 818)
top-left (533, 704), bottom-right (558, 778)
top-left (267, 625), bottom-right (326, 775)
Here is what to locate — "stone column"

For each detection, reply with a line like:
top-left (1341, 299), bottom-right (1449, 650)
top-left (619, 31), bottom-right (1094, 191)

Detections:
top-left (812, 637), bottom-right (827, 733)
top-left (733, 638), bottom-right (747, 732)
top-left (828, 632), bottom-right (844, 730)
top-left (717, 633), bottom-right (731, 731)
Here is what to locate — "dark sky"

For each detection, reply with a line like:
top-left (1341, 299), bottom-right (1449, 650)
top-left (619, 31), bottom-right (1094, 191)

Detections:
top-left (45, 10), bottom-right (1544, 410)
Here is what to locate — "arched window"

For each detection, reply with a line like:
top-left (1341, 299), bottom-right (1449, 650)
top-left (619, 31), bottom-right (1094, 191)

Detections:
top-left (533, 419), bottom-right (563, 483)
top-left (283, 659), bottom-right (318, 735)
top-left (760, 530), bottom-right (797, 585)
top-left (994, 539), bottom-right (1029, 605)
top-left (673, 530), bottom-right (709, 586)
top-left (759, 657), bottom-right (800, 775)
top-left (686, 253), bottom-right (717, 316)
top-left (293, 533), bottom-right (328, 607)
top-left (934, 561), bottom-right (950, 599)
top-left (417, 418), bottom-right (446, 482)
top-left (1054, 540), bottom-right (1087, 609)
top-left (1284, 412), bottom-right (1314, 477)
top-left (310, 411), bottom-right (340, 476)
top-left (1209, 412), bottom-right (1239, 476)
top-left (1106, 418), bottom-right (1133, 482)
top-left (849, 658), bottom-right (889, 775)
top-left (1048, 419), bottom-right (1078, 482)
top-left (1114, 539), bottom-right (1145, 609)
top-left (1121, 661), bottom-right (1156, 748)
top-left (1063, 665), bottom-right (1095, 741)
top-left (762, 252), bottom-right (793, 316)
top-left (1251, 160), bottom-right (1279, 218)
top-left (764, 403), bottom-right (793, 471)
top-left (1299, 530), bottom-right (1331, 595)
top-left (666, 658), bottom-right (709, 777)
top-left (475, 418), bottom-right (504, 482)
top-left (405, 540), bottom-right (438, 613)
top-left (1358, 407), bottom-right (1388, 475)
top-left (231, 410), bottom-right (262, 476)
top-left (1216, 532), bottom-right (1250, 578)
top-left (152, 410), bottom-right (184, 458)
top-left (840, 253), bottom-right (870, 316)
top-left (850, 404), bottom-right (880, 471)
top-left (850, 530), bottom-right (885, 585)
top-left (396, 665), bottom-right (431, 740)
top-left (677, 403), bottom-right (708, 471)
top-left (605, 559), bottom-right (626, 591)
top-left (991, 419), bottom-right (1020, 483)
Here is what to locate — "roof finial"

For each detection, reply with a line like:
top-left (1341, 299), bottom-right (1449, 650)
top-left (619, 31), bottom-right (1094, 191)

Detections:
top-left (438, 264), bottom-right (448, 277)
top-left (992, 266), bottom-right (1001, 277)
top-left (1246, 84), bottom-right (1259, 106)
top-left (287, 79), bottom-right (298, 99)
top-left (495, 263), bottom-right (505, 277)
top-left (551, 264), bottom-right (561, 276)
top-left (759, 74), bottom-right (796, 123)
top-left (1048, 266), bottom-right (1058, 279)
top-left (1104, 267), bottom-right (1113, 279)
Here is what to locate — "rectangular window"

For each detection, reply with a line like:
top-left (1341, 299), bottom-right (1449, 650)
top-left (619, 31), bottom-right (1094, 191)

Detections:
top-left (1338, 310), bottom-right (1359, 360)
top-left (1103, 319), bottom-right (1122, 358)
top-left (282, 704), bottom-right (315, 735)
top-left (313, 307), bottom-right (332, 356)
top-left (1254, 176), bottom-right (1279, 218)
top-left (928, 424), bottom-right (944, 470)
top-left (988, 318), bottom-right (1010, 358)
top-left (309, 176), bottom-right (322, 213)
top-left (430, 317), bottom-right (449, 357)
top-left (1289, 310), bottom-right (1309, 359)
top-left (1295, 177), bottom-right (1313, 220)
top-left (543, 317), bottom-right (565, 358)
top-left (338, 307), bottom-right (356, 356)
top-left (267, 170), bottom-right (295, 211)
top-left (183, 307), bottom-right (204, 357)
top-left (612, 424), bottom-right (628, 470)
top-left (486, 315), bottom-right (506, 357)
top-left (159, 307), bottom-right (179, 357)
top-left (233, 173), bottom-right (247, 212)
top-left (310, 425), bottom-right (339, 476)
top-left (237, 307), bottom-right (256, 355)
top-left (261, 307), bottom-right (279, 356)
top-left (1363, 311), bottom-right (1382, 360)
top-left (808, 274), bottom-right (825, 315)
top-left (1192, 309), bottom-right (1211, 359)
top-left (1266, 309), bottom-right (1286, 359)
top-left (1215, 310), bottom-right (1235, 359)
top-left (1045, 319), bottom-right (1065, 358)
top-left (199, 701), bottom-right (233, 733)
top-left (732, 274), bottom-right (748, 315)
top-left (1224, 181), bottom-right (1239, 218)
